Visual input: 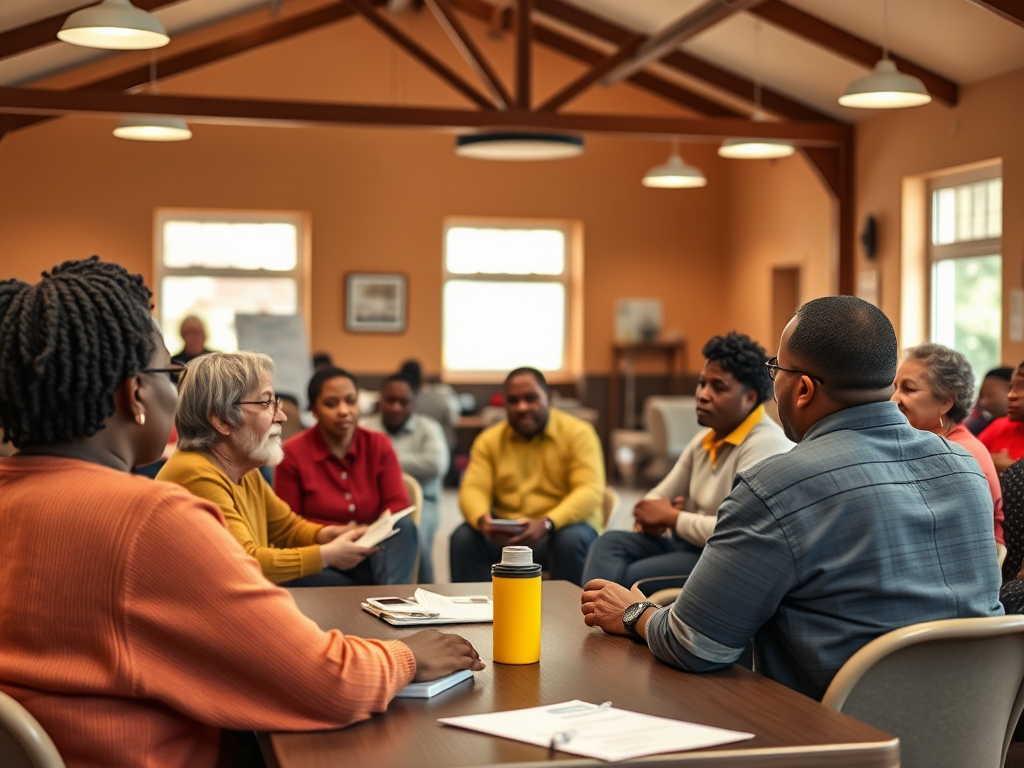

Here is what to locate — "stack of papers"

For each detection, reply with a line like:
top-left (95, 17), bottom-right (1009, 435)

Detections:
top-left (439, 700), bottom-right (753, 762)
top-left (356, 506), bottom-right (414, 548)
top-left (361, 589), bottom-right (493, 626)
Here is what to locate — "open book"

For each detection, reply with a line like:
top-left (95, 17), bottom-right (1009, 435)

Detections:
top-left (361, 589), bottom-right (494, 626)
top-left (356, 505), bottom-right (415, 548)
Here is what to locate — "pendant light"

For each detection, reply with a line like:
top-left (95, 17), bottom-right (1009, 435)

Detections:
top-left (719, 22), bottom-right (794, 160)
top-left (642, 139), bottom-right (707, 189)
top-left (58, 0), bottom-right (169, 50)
top-left (838, 0), bottom-right (930, 109)
top-left (454, 132), bottom-right (584, 161)
top-left (113, 56), bottom-right (191, 142)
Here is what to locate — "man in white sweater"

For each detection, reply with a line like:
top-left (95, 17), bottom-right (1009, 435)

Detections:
top-left (582, 332), bottom-right (793, 591)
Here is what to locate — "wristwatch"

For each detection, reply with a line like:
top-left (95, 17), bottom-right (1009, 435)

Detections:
top-left (542, 518), bottom-right (555, 535)
top-left (622, 601), bottom-right (659, 643)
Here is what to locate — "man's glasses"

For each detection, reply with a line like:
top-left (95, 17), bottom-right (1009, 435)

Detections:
top-left (237, 396), bottom-right (284, 412)
top-left (764, 357), bottom-right (826, 384)
top-left (142, 364), bottom-right (187, 386)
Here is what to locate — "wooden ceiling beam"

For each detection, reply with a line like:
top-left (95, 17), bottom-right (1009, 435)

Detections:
top-left (750, 1), bottom-right (958, 106)
top-left (532, 24), bottom-right (741, 117)
top-left (537, 34), bottom-right (643, 112)
top-left (515, 0), bottom-right (532, 109)
top-left (965, 0), bottom-right (1024, 29)
top-left (604, 0), bottom-right (767, 85)
top-left (425, 0), bottom-right (513, 109)
top-left (0, 85), bottom-right (851, 143)
top-left (533, 0), bottom-right (835, 122)
top-left (0, 0), bottom-right (181, 60)
top-left (345, 0), bottom-right (495, 108)
top-left (3, 1), bottom-right (375, 135)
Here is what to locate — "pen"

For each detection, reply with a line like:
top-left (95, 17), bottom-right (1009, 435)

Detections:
top-left (562, 700), bottom-right (613, 719)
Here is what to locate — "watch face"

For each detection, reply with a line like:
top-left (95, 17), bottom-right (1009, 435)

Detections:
top-left (623, 602), bottom-right (647, 626)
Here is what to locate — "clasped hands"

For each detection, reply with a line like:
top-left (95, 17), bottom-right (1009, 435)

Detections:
top-left (580, 579), bottom-right (647, 637)
top-left (632, 496), bottom-right (685, 536)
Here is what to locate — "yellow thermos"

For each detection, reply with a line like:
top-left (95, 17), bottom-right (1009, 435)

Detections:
top-left (491, 546), bottom-right (542, 664)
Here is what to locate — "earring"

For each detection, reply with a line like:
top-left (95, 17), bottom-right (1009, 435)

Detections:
top-left (938, 412), bottom-right (945, 430)
top-left (136, 412), bottom-right (146, 426)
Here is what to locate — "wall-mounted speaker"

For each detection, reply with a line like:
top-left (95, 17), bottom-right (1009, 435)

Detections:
top-left (860, 215), bottom-right (878, 259)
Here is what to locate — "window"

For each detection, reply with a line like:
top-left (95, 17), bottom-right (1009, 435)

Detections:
top-left (442, 220), bottom-right (579, 378)
top-left (155, 210), bottom-right (307, 354)
top-left (928, 168), bottom-right (1001, 385)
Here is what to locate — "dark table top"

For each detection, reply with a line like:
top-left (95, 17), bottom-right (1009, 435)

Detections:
top-left (265, 582), bottom-right (898, 768)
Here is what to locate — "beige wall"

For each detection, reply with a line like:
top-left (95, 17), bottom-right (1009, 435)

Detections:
top-left (0, 11), bottom-right (744, 378)
top-left (854, 66), bottom-right (1024, 362)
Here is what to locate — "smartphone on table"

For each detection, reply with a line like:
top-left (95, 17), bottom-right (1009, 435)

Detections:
top-left (366, 597), bottom-right (438, 616)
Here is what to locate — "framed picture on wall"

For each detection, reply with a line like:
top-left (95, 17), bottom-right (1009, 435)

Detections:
top-left (345, 272), bottom-right (407, 333)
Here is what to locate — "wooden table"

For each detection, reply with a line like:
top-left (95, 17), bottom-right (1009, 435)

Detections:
top-left (264, 582), bottom-right (897, 768)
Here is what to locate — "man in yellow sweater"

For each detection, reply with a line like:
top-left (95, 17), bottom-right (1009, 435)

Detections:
top-left (451, 367), bottom-right (605, 585)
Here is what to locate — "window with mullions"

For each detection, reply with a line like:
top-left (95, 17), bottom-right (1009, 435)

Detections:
top-left (928, 169), bottom-right (1001, 386)
top-left (155, 211), bottom-right (306, 354)
top-left (442, 222), bottom-right (576, 377)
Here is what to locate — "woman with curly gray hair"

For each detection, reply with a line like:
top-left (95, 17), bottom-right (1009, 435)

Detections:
top-left (892, 342), bottom-right (1006, 565)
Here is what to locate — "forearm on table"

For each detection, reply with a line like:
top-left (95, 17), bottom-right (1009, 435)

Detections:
top-left (643, 605), bottom-right (739, 673)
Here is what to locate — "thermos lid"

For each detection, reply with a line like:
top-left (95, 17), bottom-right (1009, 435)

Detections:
top-left (491, 546), bottom-right (542, 578)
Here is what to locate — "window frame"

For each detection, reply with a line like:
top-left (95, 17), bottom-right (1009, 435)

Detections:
top-left (153, 208), bottom-right (311, 351)
top-left (441, 216), bottom-right (581, 383)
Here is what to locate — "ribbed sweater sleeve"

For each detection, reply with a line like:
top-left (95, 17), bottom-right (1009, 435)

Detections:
top-left (121, 491), bottom-right (416, 731)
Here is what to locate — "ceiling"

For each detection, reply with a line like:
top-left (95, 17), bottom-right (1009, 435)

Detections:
top-left (2, 0), bottom-right (1024, 125)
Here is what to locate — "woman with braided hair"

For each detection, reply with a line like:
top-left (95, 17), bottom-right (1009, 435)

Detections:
top-left (0, 257), bottom-right (482, 768)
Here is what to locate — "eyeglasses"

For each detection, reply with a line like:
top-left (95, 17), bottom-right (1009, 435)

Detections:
top-left (142, 364), bottom-right (187, 385)
top-left (237, 396), bottom-right (284, 412)
top-left (764, 357), bottom-right (826, 384)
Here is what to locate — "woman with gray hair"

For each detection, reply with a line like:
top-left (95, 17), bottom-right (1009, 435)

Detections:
top-left (892, 342), bottom-right (1006, 565)
top-left (157, 351), bottom-right (379, 585)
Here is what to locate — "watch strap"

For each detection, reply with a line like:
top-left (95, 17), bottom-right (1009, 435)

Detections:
top-left (623, 601), bottom-right (659, 643)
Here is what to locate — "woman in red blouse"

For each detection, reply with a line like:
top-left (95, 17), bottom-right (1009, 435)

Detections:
top-left (276, 368), bottom-right (416, 585)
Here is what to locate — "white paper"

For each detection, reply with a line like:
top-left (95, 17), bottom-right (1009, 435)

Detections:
top-left (439, 700), bottom-right (753, 762)
top-left (356, 506), bottom-right (414, 548)
top-left (413, 589), bottom-right (493, 622)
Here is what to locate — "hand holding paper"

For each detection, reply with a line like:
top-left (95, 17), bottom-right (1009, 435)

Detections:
top-left (356, 505), bottom-right (415, 548)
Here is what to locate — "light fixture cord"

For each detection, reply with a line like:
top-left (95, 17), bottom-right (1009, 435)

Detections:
top-left (882, 0), bottom-right (890, 60)
top-left (149, 52), bottom-right (160, 95)
top-left (753, 20), bottom-right (762, 113)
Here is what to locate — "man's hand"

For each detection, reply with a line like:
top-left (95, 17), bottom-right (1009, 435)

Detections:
top-left (633, 497), bottom-right (681, 537)
top-left (403, 630), bottom-right (486, 682)
top-left (580, 579), bottom-right (647, 636)
top-left (319, 527), bottom-right (377, 571)
top-left (478, 515), bottom-right (524, 545)
top-left (993, 450), bottom-right (1016, 474)
top-left (504, 518), bottom-right (549, 547)
top-left (316, 523), bottom-right (358, 544)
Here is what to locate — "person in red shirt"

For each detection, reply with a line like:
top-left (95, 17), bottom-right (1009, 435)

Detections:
top-left (276, 367), bottom-right (417, 585)
top-left (979, 362), bottom-right (1024, 474)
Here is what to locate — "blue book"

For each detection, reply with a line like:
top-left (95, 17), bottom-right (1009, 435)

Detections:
top-left (395, 669), bottom-right (475, 699)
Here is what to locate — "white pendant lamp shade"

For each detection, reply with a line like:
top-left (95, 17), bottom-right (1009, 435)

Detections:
top-left (113, 116), bottom-right (191, 141)
top-left (58, 0), bottom-right (170, 50)
top-left (454, 132), bottom-right (584, 161)
top-left (838, 58), bottom-right (931, 109)
top-left (718, 137), bottom-right (795, 160)
top-left (642, 151), bottom-right (706, 188)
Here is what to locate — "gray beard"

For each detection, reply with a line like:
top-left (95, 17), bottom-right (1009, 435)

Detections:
top-left (241, 425), bottom-right (284, 467)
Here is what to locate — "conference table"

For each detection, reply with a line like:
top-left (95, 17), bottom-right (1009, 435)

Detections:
top-left (263, 582), bottom-right (898, 768)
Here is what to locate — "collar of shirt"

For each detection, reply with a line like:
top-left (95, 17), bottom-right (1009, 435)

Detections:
top-left (802, 400), bottom-right (907, 443)
top-left (387, 413), bottom-right (418, 437)
top-left (506, 412), bottom-right (557, 444)
top-left (701, 404), bottom-right (765, 469)
top-left (309, 424), bottom-right (363, 465)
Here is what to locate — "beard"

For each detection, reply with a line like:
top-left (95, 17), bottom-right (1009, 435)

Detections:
top-left (240, 422), bottom-right (285, 467)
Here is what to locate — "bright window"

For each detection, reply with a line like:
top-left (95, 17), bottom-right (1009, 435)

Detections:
top-left (443, 222), bottom-right (576, 377)
top-left (928, 168), bottom-right (1001, 385)
top-left (155, 211), bottom-right (306, 354)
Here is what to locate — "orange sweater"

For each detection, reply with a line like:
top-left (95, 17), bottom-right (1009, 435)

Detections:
top-left (0, 456), bottom-right (415, 768)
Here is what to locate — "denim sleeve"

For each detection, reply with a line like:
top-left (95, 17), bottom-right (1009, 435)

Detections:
top-left (646, 478), bottom-right (797, 671)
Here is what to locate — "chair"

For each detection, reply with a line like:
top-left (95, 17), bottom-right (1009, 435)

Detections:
top-left (401, 473), bottom-right (423, 584)
top-left (820, 615), bottom-right (1024, 768)
top-left (602, 487), bottom-right (620, 527)
top-left (0, 691), bottom-right (66, 768)
top-left (1001, 458), bottom-right (1024, 582)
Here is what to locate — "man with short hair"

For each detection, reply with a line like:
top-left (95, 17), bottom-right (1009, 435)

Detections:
top-left (173, 315), bottom-right (213, 365)
top-left (979, 364), bottom-right (1024, 473)
top-left (582, 296), bottom-right (1002, 701)
top-left (451, 367), bottom-right (604, 586)
top-left (966, 366), bottom-right (1014, 435)
top-left (582, 332), bottom-right (792, 590)
top-left (363, 374), bottom-right (450, 583)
